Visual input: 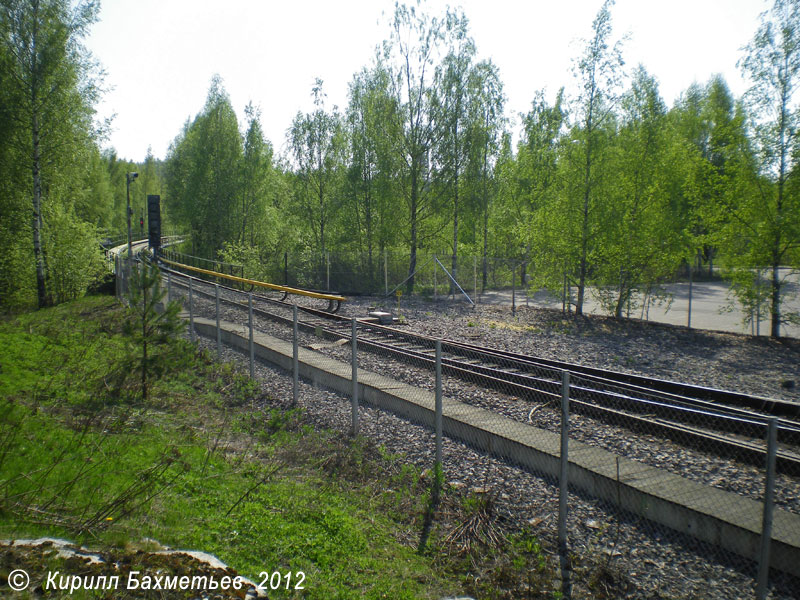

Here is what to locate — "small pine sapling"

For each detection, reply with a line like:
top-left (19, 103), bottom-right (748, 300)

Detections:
top-left (124, 262), bottom-right (185, 402)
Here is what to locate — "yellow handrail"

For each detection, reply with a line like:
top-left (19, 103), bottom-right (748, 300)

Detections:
top-left (159, 257), bottom-right (346, 303)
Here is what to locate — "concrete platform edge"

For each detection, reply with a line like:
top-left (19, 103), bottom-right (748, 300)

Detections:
top-left (190, 316), bottom-right (800, 577)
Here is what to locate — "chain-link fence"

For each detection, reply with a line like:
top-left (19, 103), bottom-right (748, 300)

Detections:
top-left (113, 258), bottom-right (800, 599)
top-left (164, 241), bottom-right (800, 338)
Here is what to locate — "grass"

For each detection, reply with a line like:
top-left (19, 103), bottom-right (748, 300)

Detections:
top-left (481, 319), bottom-right (540, 334)
top-left (0, 296), bottom-right (463, 599)
top-left (0, 294), bottom-right (562, 599)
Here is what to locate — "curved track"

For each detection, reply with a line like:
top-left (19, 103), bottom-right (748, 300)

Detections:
top-left (153, 256), bottom-right (800, 474)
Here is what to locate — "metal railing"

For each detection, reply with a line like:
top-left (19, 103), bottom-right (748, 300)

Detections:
top-left (113, 259), bottom-right (800, 599)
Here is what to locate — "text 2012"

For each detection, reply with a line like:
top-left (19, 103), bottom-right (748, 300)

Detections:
top-left (257, 571), bottom-right (305, 591)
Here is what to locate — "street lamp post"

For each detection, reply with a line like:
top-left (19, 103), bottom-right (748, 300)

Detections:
top-left (126, 172), bottom-right (139, 266)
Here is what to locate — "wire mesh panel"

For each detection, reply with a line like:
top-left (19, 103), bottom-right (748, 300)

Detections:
top-left (151, 251), bottom-right (800, 598)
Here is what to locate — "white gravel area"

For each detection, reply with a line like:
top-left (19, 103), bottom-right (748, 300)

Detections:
top-left (172, 281), bottom-right (800, 513)
top-left (166, 278), bottom-right (800, 599)
top-left (336, 294), bottom-right (800, 405)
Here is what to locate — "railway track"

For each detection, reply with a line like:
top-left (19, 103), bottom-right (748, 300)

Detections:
top-left (156, 258), bottom-right (800, 475)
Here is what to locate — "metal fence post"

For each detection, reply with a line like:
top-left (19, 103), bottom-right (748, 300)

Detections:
top-left (215, 284), bottom-right (221, 359)
top-left (756, 268), bottom-right (762, 337)
top-left (473, 256), bottom-right (478, 304)
top-left (512, 261), bottom-right (517, 316)
top-left (433, 255), bottom-right (437, 301)
top-left (292, 305), bottom-right (299, 407)
top-left (687, 263), bottom-right (693, 329)
top-left (435, 340), bottom-right (442, 467)
top-left (248, 293), bottom-right (254, 379)
top-left (559, 370), bottom-right (572, 599)
top-left (525, 267), bottom-right (530, 307)
top-left (167, 271), bottom-right (171, 303)
top-left (384, 248), bottom-right (388, 296)
top-left (351, 318), bottom-right (359, 436)
top-left (756, 418), bottom-right (778, 600)
top-left (188, 277), bottom-right (195, 342)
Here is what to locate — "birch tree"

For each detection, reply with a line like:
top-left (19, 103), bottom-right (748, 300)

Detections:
top-left (346, 65), bottom-right (398, 286)
top-left (0, 0), bottom-right (101, 307)
top-left (383, 1), bottom-right (444, 293)
top-left (733, 0), bottom-right (800, 337)
top-left (165, 76), bottom-right (243, 257)
top-left (434, 7), bottom-right (475, 290)
top-left (468, 59), bottom-right (505, 291)
top-left (289, 79), bottom-right (345, 282)
top-left (571, 0), bottom-right (625, 314)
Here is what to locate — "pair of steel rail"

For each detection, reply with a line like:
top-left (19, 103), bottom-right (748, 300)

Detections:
top-left (152, 256), bottom-right (800, 475)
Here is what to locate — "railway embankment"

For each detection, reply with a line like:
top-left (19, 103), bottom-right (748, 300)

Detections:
top-left (190, 314), bottom-right (800, 579)
top-left (0, 296), bottom-right (478, 600)
top-left (132, 261), bottom-right (800, 597)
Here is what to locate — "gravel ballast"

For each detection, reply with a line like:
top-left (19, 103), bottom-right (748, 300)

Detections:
top-left (167, 279), bottom-right (800, 599)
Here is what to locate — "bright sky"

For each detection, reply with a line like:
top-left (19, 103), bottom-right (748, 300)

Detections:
top-left (86, 0), bottom-right (768, 163)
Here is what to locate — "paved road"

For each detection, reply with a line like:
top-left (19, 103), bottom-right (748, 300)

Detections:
top-left (472, 271), bottom-right (800, 339)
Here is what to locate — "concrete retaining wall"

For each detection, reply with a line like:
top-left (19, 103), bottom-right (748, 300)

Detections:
top-left (191, 316), bottom-right (800, 577)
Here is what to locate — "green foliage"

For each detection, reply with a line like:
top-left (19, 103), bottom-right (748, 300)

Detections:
top-left (217, 240), bottom-right (271, 281)
top-left (591, 67), bottom-right (689, 316)
top-left (240, 103), bottom-right (280, 249)
top-left (102, 150), bottom-right (162, 237)
top-left (122, 262), bottom-right (185, 402)
top-left (42, 202), bottom-right (106, 305)
top-left (7, 0), bottom-right (788, 336)
top-left (165, 77), bottom-right (284, 266)
top-left (569, 0), bottom-right (627, 315)
top-left (288, 79), bottom-right (347, 286)
top-left (509, 90), bottom-right (566, 295)
top-left (725, 0), bottom-right (800, 336)
top-left (166, 76), bottom-right (244, 258)
top-left (344, 65), bottom-right (403, 285)
top-left (0, 0), bottom-right (107, 308)
top-left (0, 217), bottom-right (36, 311)
top-left (433, 8), bottom-right (476, 285)
top-left (383, 2), bottom-right (446, 293)
top-left (0, 297), bottom-right (467, 599)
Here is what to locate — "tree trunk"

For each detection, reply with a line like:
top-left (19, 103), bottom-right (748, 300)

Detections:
top-left (366, 191), bottom-right (374, 292)
top-left (770, 90), bottom-right (788, 340)
top-left (577, 184), bottom-right (590, 316)
top-left (32, 107), bottom-right (47, 307)
top-left (577, 111), bottom-right (594, 317)
top-left (451, 118), bottom-right (459, 297)
top-left (482, 144), bottom-right (489, 292)
top-left (407, 165), bottom-right (419, 295)
top-left (451, 174), bottom-right (458, 296)
top-left (770, 262), bottom-right (781, 338)
top-left (142, 273), bottom-right (148, 402)
top-left (241, 188), bottom-right (248, 245)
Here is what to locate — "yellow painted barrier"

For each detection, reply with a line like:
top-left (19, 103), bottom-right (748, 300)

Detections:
top-left (159, 256), bottom-right (346, 303)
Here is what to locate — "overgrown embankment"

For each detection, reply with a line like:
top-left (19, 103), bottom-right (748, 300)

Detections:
top-left (0, 296), bottom-right (480, 599)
